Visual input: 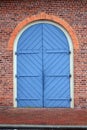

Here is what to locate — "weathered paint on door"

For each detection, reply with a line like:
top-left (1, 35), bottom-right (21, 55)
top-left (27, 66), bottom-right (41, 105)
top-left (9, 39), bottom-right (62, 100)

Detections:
top-left (16, 23), bottom-right (70, 108)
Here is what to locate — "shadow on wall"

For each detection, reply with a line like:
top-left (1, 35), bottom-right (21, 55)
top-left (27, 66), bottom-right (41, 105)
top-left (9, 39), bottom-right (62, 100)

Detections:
top-left (0, 128), bottom-right (87, 130)
top-left (17, 128), bottom-right (87, 130)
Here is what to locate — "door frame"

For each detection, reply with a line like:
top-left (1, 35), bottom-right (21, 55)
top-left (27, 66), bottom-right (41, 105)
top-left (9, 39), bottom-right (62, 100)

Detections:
top-left (13, 21), bottom-right (74, 108)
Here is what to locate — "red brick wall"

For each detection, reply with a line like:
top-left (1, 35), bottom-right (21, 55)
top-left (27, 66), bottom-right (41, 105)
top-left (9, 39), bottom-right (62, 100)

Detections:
top-left (0, 0), bottom-right (87, 108)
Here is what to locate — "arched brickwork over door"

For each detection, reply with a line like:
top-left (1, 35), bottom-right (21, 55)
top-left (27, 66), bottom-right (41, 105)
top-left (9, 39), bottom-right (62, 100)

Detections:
top-left (8, 13), bottom-right (79, 50)
top-left (8, 13), bottom-right (79, 108)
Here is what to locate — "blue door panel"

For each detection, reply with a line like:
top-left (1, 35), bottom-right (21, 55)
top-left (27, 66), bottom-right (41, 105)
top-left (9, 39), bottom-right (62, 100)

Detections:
top-left (17, 23), bottom-right (70, 108)
top-left (44, 53), bottom-right (70, 75)
top-left (44, 77), bottom-right (70, 107)
top-left (43, 23), bottom-right (70, 108)
top-left (17, 77), bottom-right (43, 107)
top-left (17, 24), bottom-right (43, 107)
top-left (17, 54), bottom-right (42, 76)
top-left (43, 24), bottom-right (69, 50)
top-left (18, 24), bottom-right (42, 50)
top-left (44, 100), bottom-right (70, 108)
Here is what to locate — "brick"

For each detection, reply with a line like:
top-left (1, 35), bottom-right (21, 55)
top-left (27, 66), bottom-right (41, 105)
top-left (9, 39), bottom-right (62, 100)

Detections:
top-left (0, 0), bottom-right (87, 109)
top-left (0, 108), bottom-right (87, 125)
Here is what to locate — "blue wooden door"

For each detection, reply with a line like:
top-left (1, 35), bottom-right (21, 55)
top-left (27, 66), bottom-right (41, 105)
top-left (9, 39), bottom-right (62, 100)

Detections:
top-left (16, 23), bottom-right (70, 108)
top-left (43, 24), bottom-right (70, 107)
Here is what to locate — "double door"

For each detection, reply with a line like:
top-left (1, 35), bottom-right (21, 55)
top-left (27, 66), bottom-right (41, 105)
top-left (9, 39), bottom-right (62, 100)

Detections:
top-left (16, 23), bottom-right (70, 107)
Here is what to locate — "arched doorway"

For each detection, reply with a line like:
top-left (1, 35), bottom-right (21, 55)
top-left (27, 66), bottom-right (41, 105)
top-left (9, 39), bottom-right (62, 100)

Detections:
top-left (14, 21), bottom-right (73, 108)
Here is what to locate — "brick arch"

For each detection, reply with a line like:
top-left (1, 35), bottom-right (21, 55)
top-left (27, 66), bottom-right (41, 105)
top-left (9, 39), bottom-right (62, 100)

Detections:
top-left (8, 12), bottom-right (79, 50)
